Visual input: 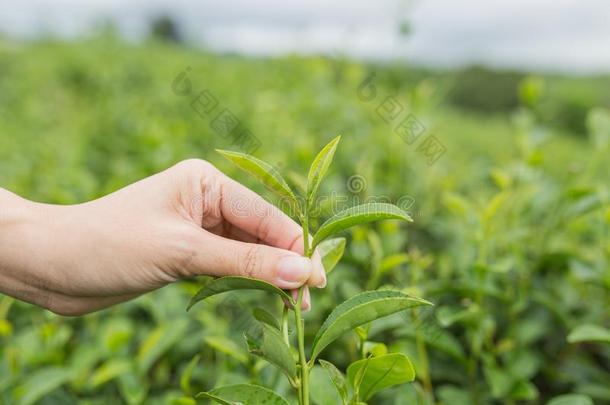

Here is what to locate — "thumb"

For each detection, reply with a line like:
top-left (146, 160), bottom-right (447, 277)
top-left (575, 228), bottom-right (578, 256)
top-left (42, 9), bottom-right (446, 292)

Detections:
top-left (187, 232), bottom-right (324, 289)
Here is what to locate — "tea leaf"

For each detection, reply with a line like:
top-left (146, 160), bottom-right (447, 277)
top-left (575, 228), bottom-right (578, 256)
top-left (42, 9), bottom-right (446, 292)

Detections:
top-left (197, 384), bottom-right (290, 405)
top-left (347, 353), bottom-right (415, 400)
top-left (319, 359), bottom-right (348, 404)
top-left (310, 365), bottom-right (343, 405)
top-left (312, 203), bottom-right (412, 249)
top-left (547, 394), bottom-right (594, 405)
top-left (310, 290), bottom-right (431, 361)
top-left (351, 355), bottom-right (372, 401)
top-left (180, 355), bottom-right (200, 395)
top-left (203, 336), bottom-right (249, 364)
top-left (216, 149), bottom-right (299, 209)
top-left (307, 135), bottom-right (341, 208)
top-left (90, 359), bottom-right (132, 388)
top-left (137, 319), bottom-right (189, 373)
top-left (318, 237), bottom-right (346, 274)
top-left (379, 254), bottom-right (409, 275)
top-left (252, 308), bottom-right (281, 330)
top-left (510, 380), bottom-right (539, 401)
top-left (195, 392), bottom-right (233, 405)
top-left (245, 323), bottom-right (297, 379)
top-left (188, 276), bottom-right (293, 311)
top-left (567, 324), bottom-right (610, 344)
top-left (118, 373), bottom-right (148, 405)
top-left (13, 367), bottom-right (75, 405)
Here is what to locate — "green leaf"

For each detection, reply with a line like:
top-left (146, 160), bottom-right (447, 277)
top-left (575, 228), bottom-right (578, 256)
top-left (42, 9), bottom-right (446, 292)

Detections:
top-left (547, 394), bottom-right (594, 405)
top-left (137, 319), bottom-right (189, 373)
top-left (307, 135), bottom-right (341, 208)
top-left (351, 356), bottom-right (372, 401)
top-left (379, 254), bottom-right (409, 274)
top-left (197, 384), bottom-right (290, 405)
top-left (310, 365), bottom-right (343, 405)
top-left (310, 290), bottom-right (431, 361)
top-left (180, 355), bottom-right (200, 395)
top-left (14, 367), bottom-right (75, 405)
top-left (482, 356), bottom-right (513, 399)
top-left (196, 392), bottom-right (234, 405)
top-left (216, 149), bottom-right (298, 208)
top-left (319, 359), bottom-right (349, 404)
top-left (245, 323), bottom-right (297, 379)
top-left (318, 237), bottom-right (346, 274)
top-left (510, 380), bottom-right (539, 401)
top-left (90, 359), bottom-right (132, 388)
top-left (252, 307), bottom-right (281, 330)
top-left (568, 324), bottom-right (610, 344)
top-left (204, 335), bottom-right (249, 364)
top-left (188, 276), bottom-right (293, 311)
top-left (118, 373), bottom-right (149, 405)
top-left (347, 353), bottom-right (415, 400)
top-left (312, 203), bottom-right (412, 249)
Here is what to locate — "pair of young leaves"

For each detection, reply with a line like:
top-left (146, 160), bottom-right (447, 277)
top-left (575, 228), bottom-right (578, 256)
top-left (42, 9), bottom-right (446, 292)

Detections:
top-left (317, 352), bottom-right (415, 404)
top-left (212, 136), bottom-right (412, 249)
top-left (188, 136), bottom-right (431, 404)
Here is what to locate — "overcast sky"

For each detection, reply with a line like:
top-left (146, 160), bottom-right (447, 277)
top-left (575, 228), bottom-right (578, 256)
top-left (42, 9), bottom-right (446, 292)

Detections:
top-left (1, 0), bottom-right (609, 74)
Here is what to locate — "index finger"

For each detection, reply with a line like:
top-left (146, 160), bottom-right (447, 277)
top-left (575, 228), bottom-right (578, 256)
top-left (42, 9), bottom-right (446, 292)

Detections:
top-left (216, 172), bottom-right (305, 253)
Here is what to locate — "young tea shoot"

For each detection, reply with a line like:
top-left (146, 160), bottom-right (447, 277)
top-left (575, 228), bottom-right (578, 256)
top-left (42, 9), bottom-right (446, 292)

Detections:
top-left (187, 136), bottom-right (432, 405)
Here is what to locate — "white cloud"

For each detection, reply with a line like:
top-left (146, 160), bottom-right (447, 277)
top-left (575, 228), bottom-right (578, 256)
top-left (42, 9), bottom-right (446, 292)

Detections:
top-left (1, 0), bottom-right (609, 73)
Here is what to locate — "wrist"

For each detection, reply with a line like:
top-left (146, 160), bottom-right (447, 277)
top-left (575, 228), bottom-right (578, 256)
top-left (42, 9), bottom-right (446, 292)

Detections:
top-left (0, 189), bottom-right (42, 294)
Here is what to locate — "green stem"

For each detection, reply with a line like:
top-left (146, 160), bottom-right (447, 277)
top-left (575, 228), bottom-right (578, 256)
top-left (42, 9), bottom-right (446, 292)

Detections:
top-left (295, 287), bottom-right (309, 405)
top-left (303, 216), bottom-right (311, 257)
top-left (295, 209), bottom-right (311, 405)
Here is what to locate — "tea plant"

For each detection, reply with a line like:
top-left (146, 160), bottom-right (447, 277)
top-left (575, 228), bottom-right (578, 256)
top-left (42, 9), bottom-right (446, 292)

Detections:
top-left (186, 136), bottom-right (432, 404)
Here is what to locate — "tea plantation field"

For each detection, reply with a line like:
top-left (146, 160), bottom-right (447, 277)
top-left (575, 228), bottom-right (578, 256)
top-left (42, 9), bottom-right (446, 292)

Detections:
top-left (1, 37), bottom-right (609, 404)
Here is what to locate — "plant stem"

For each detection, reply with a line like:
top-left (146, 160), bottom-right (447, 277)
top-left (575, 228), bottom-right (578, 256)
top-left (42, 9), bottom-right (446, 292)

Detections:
top-left (303, 216), bottom-right (311, 257)
top-left (295, 209), bottom-right (311, 405)
top-left (295, 286), bottom-right (309, 405)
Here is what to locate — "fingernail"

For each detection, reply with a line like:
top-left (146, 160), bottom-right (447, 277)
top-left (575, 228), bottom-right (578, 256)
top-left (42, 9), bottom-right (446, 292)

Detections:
top-left (277, 256), bottom-right (311, 288)
top-left (312, 251), bottom-right (326, 288)
top-left (302, 287), bottom-right (311, 312)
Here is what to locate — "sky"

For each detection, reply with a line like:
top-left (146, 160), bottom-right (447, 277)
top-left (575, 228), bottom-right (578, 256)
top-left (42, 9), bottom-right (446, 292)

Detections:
top-left (1, 0), bottom-right (609, 74)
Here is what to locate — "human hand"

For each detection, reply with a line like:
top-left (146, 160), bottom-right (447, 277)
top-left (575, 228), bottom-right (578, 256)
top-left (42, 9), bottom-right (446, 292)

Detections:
top-left (0, 159), bottom-right (325, 315)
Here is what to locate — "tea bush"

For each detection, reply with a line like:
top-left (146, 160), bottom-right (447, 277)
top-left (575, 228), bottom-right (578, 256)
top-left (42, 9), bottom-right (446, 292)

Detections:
top-left (0, 37), bottom-right (609, 404)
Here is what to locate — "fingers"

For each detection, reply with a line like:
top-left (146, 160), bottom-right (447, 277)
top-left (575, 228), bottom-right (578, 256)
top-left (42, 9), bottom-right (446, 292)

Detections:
top-left (208, 168), bottom-right (304, 252)
top-left (213, 172), bottom-right (326, 286)
top-left (182, 161), bottom-right (326, 286)
top-left (188, 233), bottom-right (326, 289)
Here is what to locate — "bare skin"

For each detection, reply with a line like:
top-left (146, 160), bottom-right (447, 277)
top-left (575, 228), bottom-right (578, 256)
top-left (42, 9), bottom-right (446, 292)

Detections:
top-left (0, 159), bottom-right (325, 316)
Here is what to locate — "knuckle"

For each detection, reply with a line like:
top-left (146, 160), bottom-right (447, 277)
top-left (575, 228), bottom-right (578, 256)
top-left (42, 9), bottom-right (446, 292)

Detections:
top-left (240, 246), bottom-right (262, 279)
top-left (255, 214), bottom-right (274, 243)
top-left (175, 158), bottom-right (216, 175)
top-left (174, 236), bottom-right (199, 276)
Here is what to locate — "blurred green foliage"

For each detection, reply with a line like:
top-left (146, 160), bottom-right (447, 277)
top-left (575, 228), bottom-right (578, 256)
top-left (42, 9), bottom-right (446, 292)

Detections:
top-left (0, 36), bottom-right (609, 404)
